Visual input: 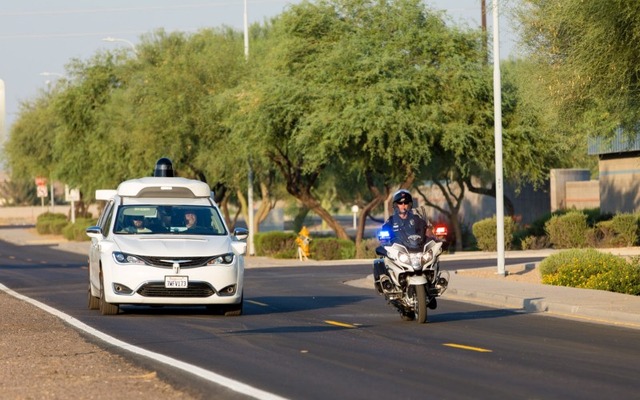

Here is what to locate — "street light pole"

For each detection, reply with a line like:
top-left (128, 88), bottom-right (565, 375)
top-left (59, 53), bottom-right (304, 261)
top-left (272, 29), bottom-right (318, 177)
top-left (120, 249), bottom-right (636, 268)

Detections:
top-left (492, 1), bottom-right (506, 276)
top-left (244, 0), bottom-right (255, 256)
top-left (39, 72), bottom-right (65, 212)
top-left (102, 37), bottom-right (138, 56)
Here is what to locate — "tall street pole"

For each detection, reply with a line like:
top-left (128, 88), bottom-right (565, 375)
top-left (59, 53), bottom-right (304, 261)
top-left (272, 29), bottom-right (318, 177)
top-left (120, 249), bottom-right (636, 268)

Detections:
top-left (492, 0), bottom-right (506, 276)
top-left (244, 0), bottom-right (255, 256)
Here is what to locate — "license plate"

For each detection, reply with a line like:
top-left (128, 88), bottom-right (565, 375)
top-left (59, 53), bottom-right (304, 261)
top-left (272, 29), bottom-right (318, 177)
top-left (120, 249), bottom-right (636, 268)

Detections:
top-left (165, 275), bottom-right (188, 288)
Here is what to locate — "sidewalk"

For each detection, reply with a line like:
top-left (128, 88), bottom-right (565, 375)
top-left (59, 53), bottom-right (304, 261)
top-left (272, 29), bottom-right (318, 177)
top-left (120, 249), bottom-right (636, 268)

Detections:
top-left (2, 226), bottom-right (640, 330)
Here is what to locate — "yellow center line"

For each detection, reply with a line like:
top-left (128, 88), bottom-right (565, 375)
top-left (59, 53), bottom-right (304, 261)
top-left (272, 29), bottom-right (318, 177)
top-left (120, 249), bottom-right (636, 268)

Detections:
top-left (246, 300), bottom-right (269, 307)
top-left (443, 343), bottom-right (493, 353)
top-left (324, 320), bottom-right (357, 329)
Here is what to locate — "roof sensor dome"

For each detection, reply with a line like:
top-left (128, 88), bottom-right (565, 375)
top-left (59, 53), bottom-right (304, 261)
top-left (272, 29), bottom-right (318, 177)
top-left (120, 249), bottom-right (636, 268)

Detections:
top-left (153, 157), bottom-right (174, 177)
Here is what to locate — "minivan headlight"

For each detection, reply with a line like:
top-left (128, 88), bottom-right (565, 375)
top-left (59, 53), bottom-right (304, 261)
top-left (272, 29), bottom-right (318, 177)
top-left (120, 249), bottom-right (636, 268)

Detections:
top-left (113, 252), bottom-right (146, 265)
top-left (208, 253), bottom-right (234, 265)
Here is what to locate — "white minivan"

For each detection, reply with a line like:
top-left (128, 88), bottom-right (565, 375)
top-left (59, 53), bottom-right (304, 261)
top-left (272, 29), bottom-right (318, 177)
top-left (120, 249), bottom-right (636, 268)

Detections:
top-left (86, 170), bottom-right (247, 316)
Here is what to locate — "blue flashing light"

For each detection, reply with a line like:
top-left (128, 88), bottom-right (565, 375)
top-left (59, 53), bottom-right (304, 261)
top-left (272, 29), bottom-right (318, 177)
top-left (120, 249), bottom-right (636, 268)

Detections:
top-left (378, 230), bottom-right (391, 241)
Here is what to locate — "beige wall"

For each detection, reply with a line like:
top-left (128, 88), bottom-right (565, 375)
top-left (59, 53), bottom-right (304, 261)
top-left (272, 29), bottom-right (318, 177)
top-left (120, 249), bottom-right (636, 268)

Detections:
top-left (599, 156), bottom-right (640, 214)
top-left (565, 180), bottom-right (600, 210)
top-left (550, 169), bottom-right (591, 212)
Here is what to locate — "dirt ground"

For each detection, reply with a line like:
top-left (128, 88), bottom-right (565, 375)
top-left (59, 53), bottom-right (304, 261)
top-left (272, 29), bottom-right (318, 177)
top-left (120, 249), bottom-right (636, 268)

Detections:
top-left (454, 263), bottom-right (542, 284)
top-left (0, 290), bottom-right (197, 400)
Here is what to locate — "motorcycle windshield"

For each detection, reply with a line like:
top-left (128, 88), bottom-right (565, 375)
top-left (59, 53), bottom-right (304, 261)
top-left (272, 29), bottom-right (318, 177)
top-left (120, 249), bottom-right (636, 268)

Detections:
top-left (405, 236), bottom-right (423, 252)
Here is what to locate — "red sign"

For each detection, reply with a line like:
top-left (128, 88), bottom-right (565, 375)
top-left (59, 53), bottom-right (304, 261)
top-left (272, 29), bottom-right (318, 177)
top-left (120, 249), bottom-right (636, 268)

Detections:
top-left (35, 177), bottom-right (47, 186)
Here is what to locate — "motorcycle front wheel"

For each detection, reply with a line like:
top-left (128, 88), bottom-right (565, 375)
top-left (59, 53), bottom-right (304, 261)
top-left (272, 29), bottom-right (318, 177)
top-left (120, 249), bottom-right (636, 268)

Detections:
top-left (411, 285), bottom-right (428, 323)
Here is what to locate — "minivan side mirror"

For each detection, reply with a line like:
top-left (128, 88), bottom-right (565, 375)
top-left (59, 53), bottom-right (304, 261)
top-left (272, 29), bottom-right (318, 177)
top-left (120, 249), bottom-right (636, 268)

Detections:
top-left (233, 227), bottom-right (249, 241)
top-left (85, 225), bottom-right (104, 239)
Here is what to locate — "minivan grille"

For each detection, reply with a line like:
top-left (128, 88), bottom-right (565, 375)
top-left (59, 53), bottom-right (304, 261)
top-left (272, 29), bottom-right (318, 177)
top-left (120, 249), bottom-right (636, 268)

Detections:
top-left (136, 256), bottom-right (213, 268)
top-left (137, 282), bottom-right (215, 297)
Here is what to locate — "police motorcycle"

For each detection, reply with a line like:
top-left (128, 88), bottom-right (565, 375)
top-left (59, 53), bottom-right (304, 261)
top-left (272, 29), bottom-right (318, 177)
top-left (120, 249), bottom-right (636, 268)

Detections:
top-left (373, 228), bottom-right (450, 324)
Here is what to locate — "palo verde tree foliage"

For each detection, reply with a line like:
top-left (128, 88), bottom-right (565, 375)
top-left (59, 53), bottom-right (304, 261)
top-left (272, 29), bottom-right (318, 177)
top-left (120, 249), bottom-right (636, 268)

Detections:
top-left (517, 0), bottom-right (640, 137)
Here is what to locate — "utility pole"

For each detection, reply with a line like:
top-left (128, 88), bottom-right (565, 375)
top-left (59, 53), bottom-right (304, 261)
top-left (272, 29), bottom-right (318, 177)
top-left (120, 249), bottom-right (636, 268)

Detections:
top-left (481, 0), bottom-right (488, 60)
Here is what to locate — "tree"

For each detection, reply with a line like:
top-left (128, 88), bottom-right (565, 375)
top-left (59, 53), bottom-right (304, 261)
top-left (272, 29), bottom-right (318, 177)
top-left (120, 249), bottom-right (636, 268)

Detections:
top-left (517, 0), bottom-right (640, 136)
top-left (5, 94), bottom-right (60, 181)
top-left (240, 0), bottom-right (478, 240)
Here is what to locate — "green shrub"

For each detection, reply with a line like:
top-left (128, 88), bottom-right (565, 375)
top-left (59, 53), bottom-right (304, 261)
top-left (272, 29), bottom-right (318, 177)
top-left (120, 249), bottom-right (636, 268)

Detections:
top-left (310, 238), bottom-right (355, 260)
top-left (540, 249), bottom-right (640, 295)
top-left (609, 213), bottom-right (639, 247)
top-left (62, 218), bottom-right (96, 241)
top-left (545, 211), bottom-right (588, 249)
top-left (590, 220), bottom-right (616, 247)
top-left (472, 216), bottom-right (515, 252)
top-left (583, 259), bottom-right (640, 295)
top-left (254, 231), bottom-right (297, 257)
top-left (36, 212), bottom-right (68, 235)
top-left (520, 235), bottom-right (550, 250)
top-left (589, 214), bottom-right (638, 248)
top-left (539, 248), bottom-right (586, 276)
top-left (583, 207), bottom-right (613, 226)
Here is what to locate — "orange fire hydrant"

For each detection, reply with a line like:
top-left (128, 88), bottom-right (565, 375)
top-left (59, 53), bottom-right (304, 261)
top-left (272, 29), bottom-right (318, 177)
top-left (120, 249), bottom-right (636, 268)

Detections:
top-left (295, 226), bottom-right (311, 261)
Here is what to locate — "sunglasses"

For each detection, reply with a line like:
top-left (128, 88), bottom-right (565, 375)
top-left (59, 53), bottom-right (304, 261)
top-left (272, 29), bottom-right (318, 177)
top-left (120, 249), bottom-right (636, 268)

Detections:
top-left (397, 201), bottom-right (411, 205)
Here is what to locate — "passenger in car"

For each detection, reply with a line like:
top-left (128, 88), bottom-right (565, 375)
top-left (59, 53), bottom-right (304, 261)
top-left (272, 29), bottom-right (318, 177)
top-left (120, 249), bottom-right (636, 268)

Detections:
top-left (126, 216), bottom-right (152, 233)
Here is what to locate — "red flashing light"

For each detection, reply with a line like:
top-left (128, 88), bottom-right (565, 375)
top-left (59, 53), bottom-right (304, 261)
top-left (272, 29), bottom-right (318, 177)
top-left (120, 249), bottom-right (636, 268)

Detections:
top-left (434, 225), bottom-right (448, 235)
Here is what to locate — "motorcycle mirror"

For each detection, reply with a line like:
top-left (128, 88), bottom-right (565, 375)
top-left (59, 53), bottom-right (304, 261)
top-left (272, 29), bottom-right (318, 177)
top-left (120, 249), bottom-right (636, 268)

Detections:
top-left (375, 245), bottom-right (388, 257)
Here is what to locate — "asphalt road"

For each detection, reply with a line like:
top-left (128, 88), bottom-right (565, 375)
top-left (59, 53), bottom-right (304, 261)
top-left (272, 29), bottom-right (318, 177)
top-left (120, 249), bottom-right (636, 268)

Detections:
top-left (1, 241), bottom-right (639, 399)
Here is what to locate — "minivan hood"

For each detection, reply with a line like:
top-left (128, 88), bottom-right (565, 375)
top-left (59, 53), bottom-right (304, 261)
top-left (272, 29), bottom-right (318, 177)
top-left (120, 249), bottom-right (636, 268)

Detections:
top-left (112, 235), bottom-right (233, 257)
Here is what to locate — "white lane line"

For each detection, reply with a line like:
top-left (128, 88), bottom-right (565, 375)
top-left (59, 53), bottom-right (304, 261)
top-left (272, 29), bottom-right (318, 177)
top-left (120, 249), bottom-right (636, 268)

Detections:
top-left (0, 283), bottom-right (288, 400)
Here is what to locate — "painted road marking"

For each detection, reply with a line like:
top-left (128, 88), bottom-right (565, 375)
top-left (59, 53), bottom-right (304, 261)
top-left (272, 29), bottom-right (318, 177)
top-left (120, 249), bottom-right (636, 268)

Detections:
top-left (324, 320), bottom-right (357, 329)
top-left (246, 300), bottom-right (269, 307)
top-left (443, 343), bottom-right (493, 353)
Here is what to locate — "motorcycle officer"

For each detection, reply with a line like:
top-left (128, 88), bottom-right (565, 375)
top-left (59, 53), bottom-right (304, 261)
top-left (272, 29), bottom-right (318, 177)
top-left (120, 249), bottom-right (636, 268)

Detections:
top-left (374, 189), bottom-right (438, 310)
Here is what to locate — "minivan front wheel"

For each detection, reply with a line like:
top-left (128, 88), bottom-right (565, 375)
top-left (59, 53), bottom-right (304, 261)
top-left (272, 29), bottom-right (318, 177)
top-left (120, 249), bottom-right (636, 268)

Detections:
top-left (88, 283), bottom-right (100, 310)
top-left (99, 273), bottom-right (119, 316)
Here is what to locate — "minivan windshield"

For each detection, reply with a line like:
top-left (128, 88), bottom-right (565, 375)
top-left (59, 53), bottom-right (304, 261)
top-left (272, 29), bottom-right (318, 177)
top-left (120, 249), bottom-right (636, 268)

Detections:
top-left (114, 205), bottom-right (227, 235)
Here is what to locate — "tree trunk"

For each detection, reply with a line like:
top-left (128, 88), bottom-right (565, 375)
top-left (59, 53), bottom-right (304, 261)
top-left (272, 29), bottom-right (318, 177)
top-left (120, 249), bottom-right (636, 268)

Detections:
top-left (254, 182), bottom-right (276, 233)
top-left (354, 171), bottom-right (389, 257)
top-left (273, 154), bottom-right (349, 240)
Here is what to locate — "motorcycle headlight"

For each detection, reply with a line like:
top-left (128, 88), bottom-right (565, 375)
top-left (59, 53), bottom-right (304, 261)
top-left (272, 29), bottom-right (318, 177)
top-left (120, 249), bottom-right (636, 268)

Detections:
top-left (410, 254), bottom-right (422, 269)
top-left (398, 253), bottom-right (410, 264)
top-left (422, 249), bottom-right (434, 264)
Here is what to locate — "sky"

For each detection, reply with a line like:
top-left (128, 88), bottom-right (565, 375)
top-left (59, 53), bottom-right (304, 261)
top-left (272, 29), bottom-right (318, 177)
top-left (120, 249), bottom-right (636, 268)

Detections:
top-left (0, 0), bottom-right (519, 138)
